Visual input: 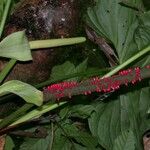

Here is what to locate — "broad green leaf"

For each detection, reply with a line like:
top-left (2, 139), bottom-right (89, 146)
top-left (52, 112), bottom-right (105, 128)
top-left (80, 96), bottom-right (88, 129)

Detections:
top-left (88, 87), bottom-right (150, 149)
top-left (0, 80), bottom-right (43, 106)
top-left (134, 11), bottom-right (150, 66)
top-left (52, 131), bottom-right (72, 150)
top-left (19, 132), bottom-right (51, 150)
top-left (53, 123), bottom-right (98, 149)
top-left (120, 0), bottom-right (145, 11)
top-left (52, 124), bottom-right (74, 150)
top-left (113, 130), bottom-right (136, 150)
top-left (68, 105), bottom-right (95, 119)
top-left (50, 61), bottom-right (75, 80)
top-left (87, 1), bottom-right (150, 149)
top-left (72, 58), bottom-right (88, 81)
top-left (0, 31), bottom-right (32, 61)
top-left (75, 131), bottom-right (98, 149)
top-left (59, 106), bottom-right (70, 119)
top-left (87, 0), bottom-right (149, 64)
top-left (73, 144), bottom-right (87, 150)
top-left (50, 59), bottom-right (88, 81)
top-left (63, 124), bottom-right (98, 148)
top-left (74, 143), bottom-right (103, 150)
top-left (59, 99), bottom-right (95, 121)
top-left (4, 136), bottom-right (15, 150)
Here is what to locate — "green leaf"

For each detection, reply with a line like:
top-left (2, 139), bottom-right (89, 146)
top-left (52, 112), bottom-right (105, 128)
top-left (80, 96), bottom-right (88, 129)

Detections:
top-left (50, 59), bottom-right (88, 82)
top-left (87, 1), bottom-right (150, 149)
top-left (120, 0), bottom-right (145, 11)
top-left (52, 126), bottom-right (73, 150)
top-left (53, 136), bottom-right (73, 150)
top-left (113, 130), bottom-right (136, 150)
top-left (59, 106), bottom-right (70, 119)
top-left (74, 143), bottom-right (104, 150)
top-left (73, 143), bottom-right (103, 150)
top-left (134, 11), bottom-right (150, 66)
top-left (0, 80), bottom-right (43, 106)
top-left (63, 124), bottom-right (98, 148)
top-left (59, 104), bottom-right (95, 127)
top-left (0, 0), bottom-right (11, 38)
top-left (53, 123), bottom-right (98, 149)
top-left (72, 58), bottom-right (88, 81)
top-left (73, 143), bottom-right (87, 150)
top-left (74, 131), bottom-right (98, 149)
top-left (88, 87), bottom-right (150, 149)
top-left (19, 132), bottom-right (51, 150)
top-left (4, 136), bottom-right (15, 150)
top-left (50, 61), bottom-right (75, 80)
top-left (69, 105), bottom-right (95, 119)
top-left (87, 0), bottom-right (149, 64)
top-left (0, 31), bottom-right (32, 61)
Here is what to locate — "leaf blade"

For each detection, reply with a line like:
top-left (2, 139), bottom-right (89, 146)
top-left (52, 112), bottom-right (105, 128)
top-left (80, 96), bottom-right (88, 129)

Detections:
top-left (0, 80), bottom-right (43, 106)
top-left (0, 31), bottom-right (32, 61)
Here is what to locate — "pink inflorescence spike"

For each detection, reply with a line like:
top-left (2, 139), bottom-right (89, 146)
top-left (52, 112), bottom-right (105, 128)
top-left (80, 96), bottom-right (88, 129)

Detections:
top-left (44, 65), bottom-right (150, 100)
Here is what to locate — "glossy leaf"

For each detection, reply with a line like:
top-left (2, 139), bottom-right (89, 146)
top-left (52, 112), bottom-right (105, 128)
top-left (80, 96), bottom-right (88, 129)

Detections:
top-left (0, 80), bottom-right (43, 106)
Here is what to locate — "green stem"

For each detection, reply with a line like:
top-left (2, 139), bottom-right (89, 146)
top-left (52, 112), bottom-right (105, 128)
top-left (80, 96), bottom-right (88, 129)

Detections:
top-left (10, 102), bottom-right (67, 126)
top-left (29, 37), bottom-right (86, 49)
top-left (0, 0), bottom-right (11, 38)
top-left (0, 103), bottom-right (33, 129)
top-left (0, 59), bottom-right (16, 84)
top-left (103, 45), bottom-right (150, 77)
